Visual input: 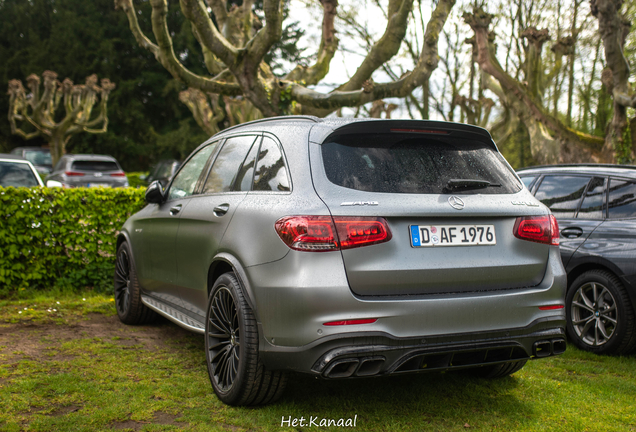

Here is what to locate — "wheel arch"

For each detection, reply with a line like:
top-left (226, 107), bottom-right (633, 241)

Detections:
top-left (116, 231), bottom-right (130, 251)
top-left (566, 259), bottom-right (636, 315)
top-left (208, 253), bottom-right (258, 320)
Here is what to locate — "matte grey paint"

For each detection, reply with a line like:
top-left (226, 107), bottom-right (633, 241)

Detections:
top-left (120, 117), bottom-right (567, 375)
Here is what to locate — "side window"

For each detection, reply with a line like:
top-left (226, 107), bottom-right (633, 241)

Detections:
top-left (235, 140), bottom-right (260, 191)
top-left (578, 177), bottom-right (606, 220)
top-left (534, 175), bottom-right (590, 218)
top-left (167, 143), bottom-right (217, 201)
top-left (608, 179), bottom-right (636, 219)
top-left (202, 135), bottom-right (258, 194)
top-left (253, 137), bottom-right (290, 191)
top-left (520, 176), bottom-right (536, 190)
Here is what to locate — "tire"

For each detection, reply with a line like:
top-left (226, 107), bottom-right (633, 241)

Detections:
top-left (205, 272), bottom-right (287, 406)
top-left (113, 242), bottom-right (157, 325)
top-left (467, 360), bottom-right (527, 378)
top-left (566, 270), bottom-right (636, 355)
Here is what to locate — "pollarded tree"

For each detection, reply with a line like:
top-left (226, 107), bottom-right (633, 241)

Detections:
top-left (8, 71), bottom-right (116, 165)
top-left (115, 0), bottom-right (455, 120)
top-left (463, 0), bottom-right (636, 164)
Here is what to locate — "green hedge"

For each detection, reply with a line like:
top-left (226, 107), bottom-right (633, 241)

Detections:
top-left (0, 187), bottom-right (146, 296)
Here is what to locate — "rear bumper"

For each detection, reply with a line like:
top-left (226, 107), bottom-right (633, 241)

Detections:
top-left (259, 316), bottom-right (566, 377)
top-left (246, 246), bottom-right (566, 345)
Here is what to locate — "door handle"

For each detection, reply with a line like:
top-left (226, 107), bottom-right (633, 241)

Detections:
top-left (169, 204), bottom-right (182, 215)
top-left (213, 204), bottom-right (230, 216)
top-left (561, 227), bottom-right (583, 239)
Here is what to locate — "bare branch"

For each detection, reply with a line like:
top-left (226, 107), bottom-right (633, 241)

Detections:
top-left (285, 0), bottom-right (339, 85)
top-left (290, 0), bottom-right (454, 110)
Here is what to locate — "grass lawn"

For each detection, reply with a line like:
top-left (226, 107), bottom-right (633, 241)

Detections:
top-left (1, 293), bottom-right (635, 431)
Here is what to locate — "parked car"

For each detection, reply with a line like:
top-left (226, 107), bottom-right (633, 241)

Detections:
top-left (115, 117), bottom-right (566, 406)
top-left (518, 164), bottom-right (636, 355)
top-left (146, 159), bottom-right (181, 188)
top-left (46, 154), bottom-right (128, 188)
top-left (9, 146), bottom-right (53, 176)
top-left (0, 154), bottom-right (44, 187)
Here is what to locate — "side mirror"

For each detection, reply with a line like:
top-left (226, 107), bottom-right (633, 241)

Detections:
top-left (145, 180), bottom-right (165, 204)
top-left (46, 180), bottom-right (63, 188)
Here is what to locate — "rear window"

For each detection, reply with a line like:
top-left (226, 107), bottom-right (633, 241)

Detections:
top-left (321, 134), bottom-right (521, 194)
top-left (71, 160), bottom-right (119, 172)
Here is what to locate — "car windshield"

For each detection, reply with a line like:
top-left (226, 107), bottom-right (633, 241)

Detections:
top-left (71, 160), bottom-right (119, 171)
top-left (321, 133), bottom-right (521, 194)
top-left (0, 162), bottom-right (39, 187)
top-left (24, 151), bottom-right (52, 167)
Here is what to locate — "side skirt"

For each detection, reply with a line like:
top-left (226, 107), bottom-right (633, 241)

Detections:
top-left (141, 295), bottom-right (205, 334)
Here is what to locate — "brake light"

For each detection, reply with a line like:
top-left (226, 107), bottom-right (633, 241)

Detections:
top-left (275, 216), bottom-right (339, 251)
top-left (323, 318), bottom-right (378, 326)
top-left (513, 215), bottom-right (559, 246)
top-left (390, 128), bottom-right (449, 134)
top-left (333, 217), bottom-right (392, 249)
top-left (275, 216), bottom-right (392, 252)
top-left (110, 172), bottom-right (126, 177)
top-left (64, 171), bottom-right (85, 176)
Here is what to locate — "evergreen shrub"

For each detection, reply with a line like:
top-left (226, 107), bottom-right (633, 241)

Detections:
top-left (0, 187), bottom-right (146, 296)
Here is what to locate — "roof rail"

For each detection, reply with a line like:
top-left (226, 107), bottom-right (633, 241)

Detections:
top-left (216, 115), bottom-right (320, 136)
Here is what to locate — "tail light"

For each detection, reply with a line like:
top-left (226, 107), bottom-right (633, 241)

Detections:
top-left (275, 216), bottom-right (392, 252)
top-left (110, 172), bottom-right (126, 177)
top-left (64, 171), bottom-right (85, 177)
top-left (513, 215), bottom-right (559, 246)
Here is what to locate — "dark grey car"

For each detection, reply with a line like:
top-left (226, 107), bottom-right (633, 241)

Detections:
top-left (115, 117), bottom-right (567, 406)
top-left (9, 146), bottom-right (53, 176)
top-left (46, 154), bottom-right (128, 188)
top-left (518, 164), bottom-right (636, 355)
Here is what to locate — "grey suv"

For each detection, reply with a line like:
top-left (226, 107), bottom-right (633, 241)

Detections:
top-left (46, 154), bottom-right (128, 188)
top-left (115, 117), bottom-right (566, 406)
top-left (518, 164), bottom-right (636, 355)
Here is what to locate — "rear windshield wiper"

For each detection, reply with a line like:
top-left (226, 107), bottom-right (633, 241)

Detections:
top-left (443, 179), bottom-right (502, 193)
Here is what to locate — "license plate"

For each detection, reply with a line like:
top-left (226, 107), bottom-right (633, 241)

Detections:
top-left (88, 183), bottom-right (106, 188)
top-left (410, 225), bottom-right (496, 247)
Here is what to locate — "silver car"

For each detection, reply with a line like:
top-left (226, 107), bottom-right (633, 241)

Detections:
top-left (114, 117), bottom-right (567, 406)
top-left (46, 154), bottom-right (128, 188)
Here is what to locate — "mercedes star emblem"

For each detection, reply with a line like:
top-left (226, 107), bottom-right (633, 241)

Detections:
top-left (448, 196), bottom-right (465, 210)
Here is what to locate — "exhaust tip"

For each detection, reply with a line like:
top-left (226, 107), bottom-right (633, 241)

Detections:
top-left (324, 359), bottom-right (359, 378)
top-left (355, 357), bottom-right (385, 377)
top-left (552, 338), bottom-right (566, 355)
top-left (533, 340), bottom-right (552, 358)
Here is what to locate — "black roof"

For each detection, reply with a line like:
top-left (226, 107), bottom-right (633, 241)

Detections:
top-left (214, 115), bottom-right (493, 143)
top-left (517, 164), bottom-right (636, 179)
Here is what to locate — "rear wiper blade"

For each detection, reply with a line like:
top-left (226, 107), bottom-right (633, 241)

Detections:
top-left (443, 179), bottom-right (501, 193)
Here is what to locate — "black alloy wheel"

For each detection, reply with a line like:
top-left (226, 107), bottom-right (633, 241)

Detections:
top-left (113, 242), bottom-right (156, 325)
top-left (566, 270), bottom-right (636, 355)
top-left (207, 286), bottom-right (240, 392)
top-left (114, 246), bottom-right (132, 316)
top-left (205, 272), bottom-right (287, 406)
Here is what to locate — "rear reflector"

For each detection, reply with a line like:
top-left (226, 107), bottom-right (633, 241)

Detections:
top-left (64, 171), bottom-right (85, 177)
top-left (513, 215), bottom-right (559, 246)
top-left (110, 172), bottom-right (126, 177)
top-left (539, 305), bottom-right (564, 310)
top-left (323, 319), bottom-right (378, 326)
top-left (275, 216), bottom-right (392, 252)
